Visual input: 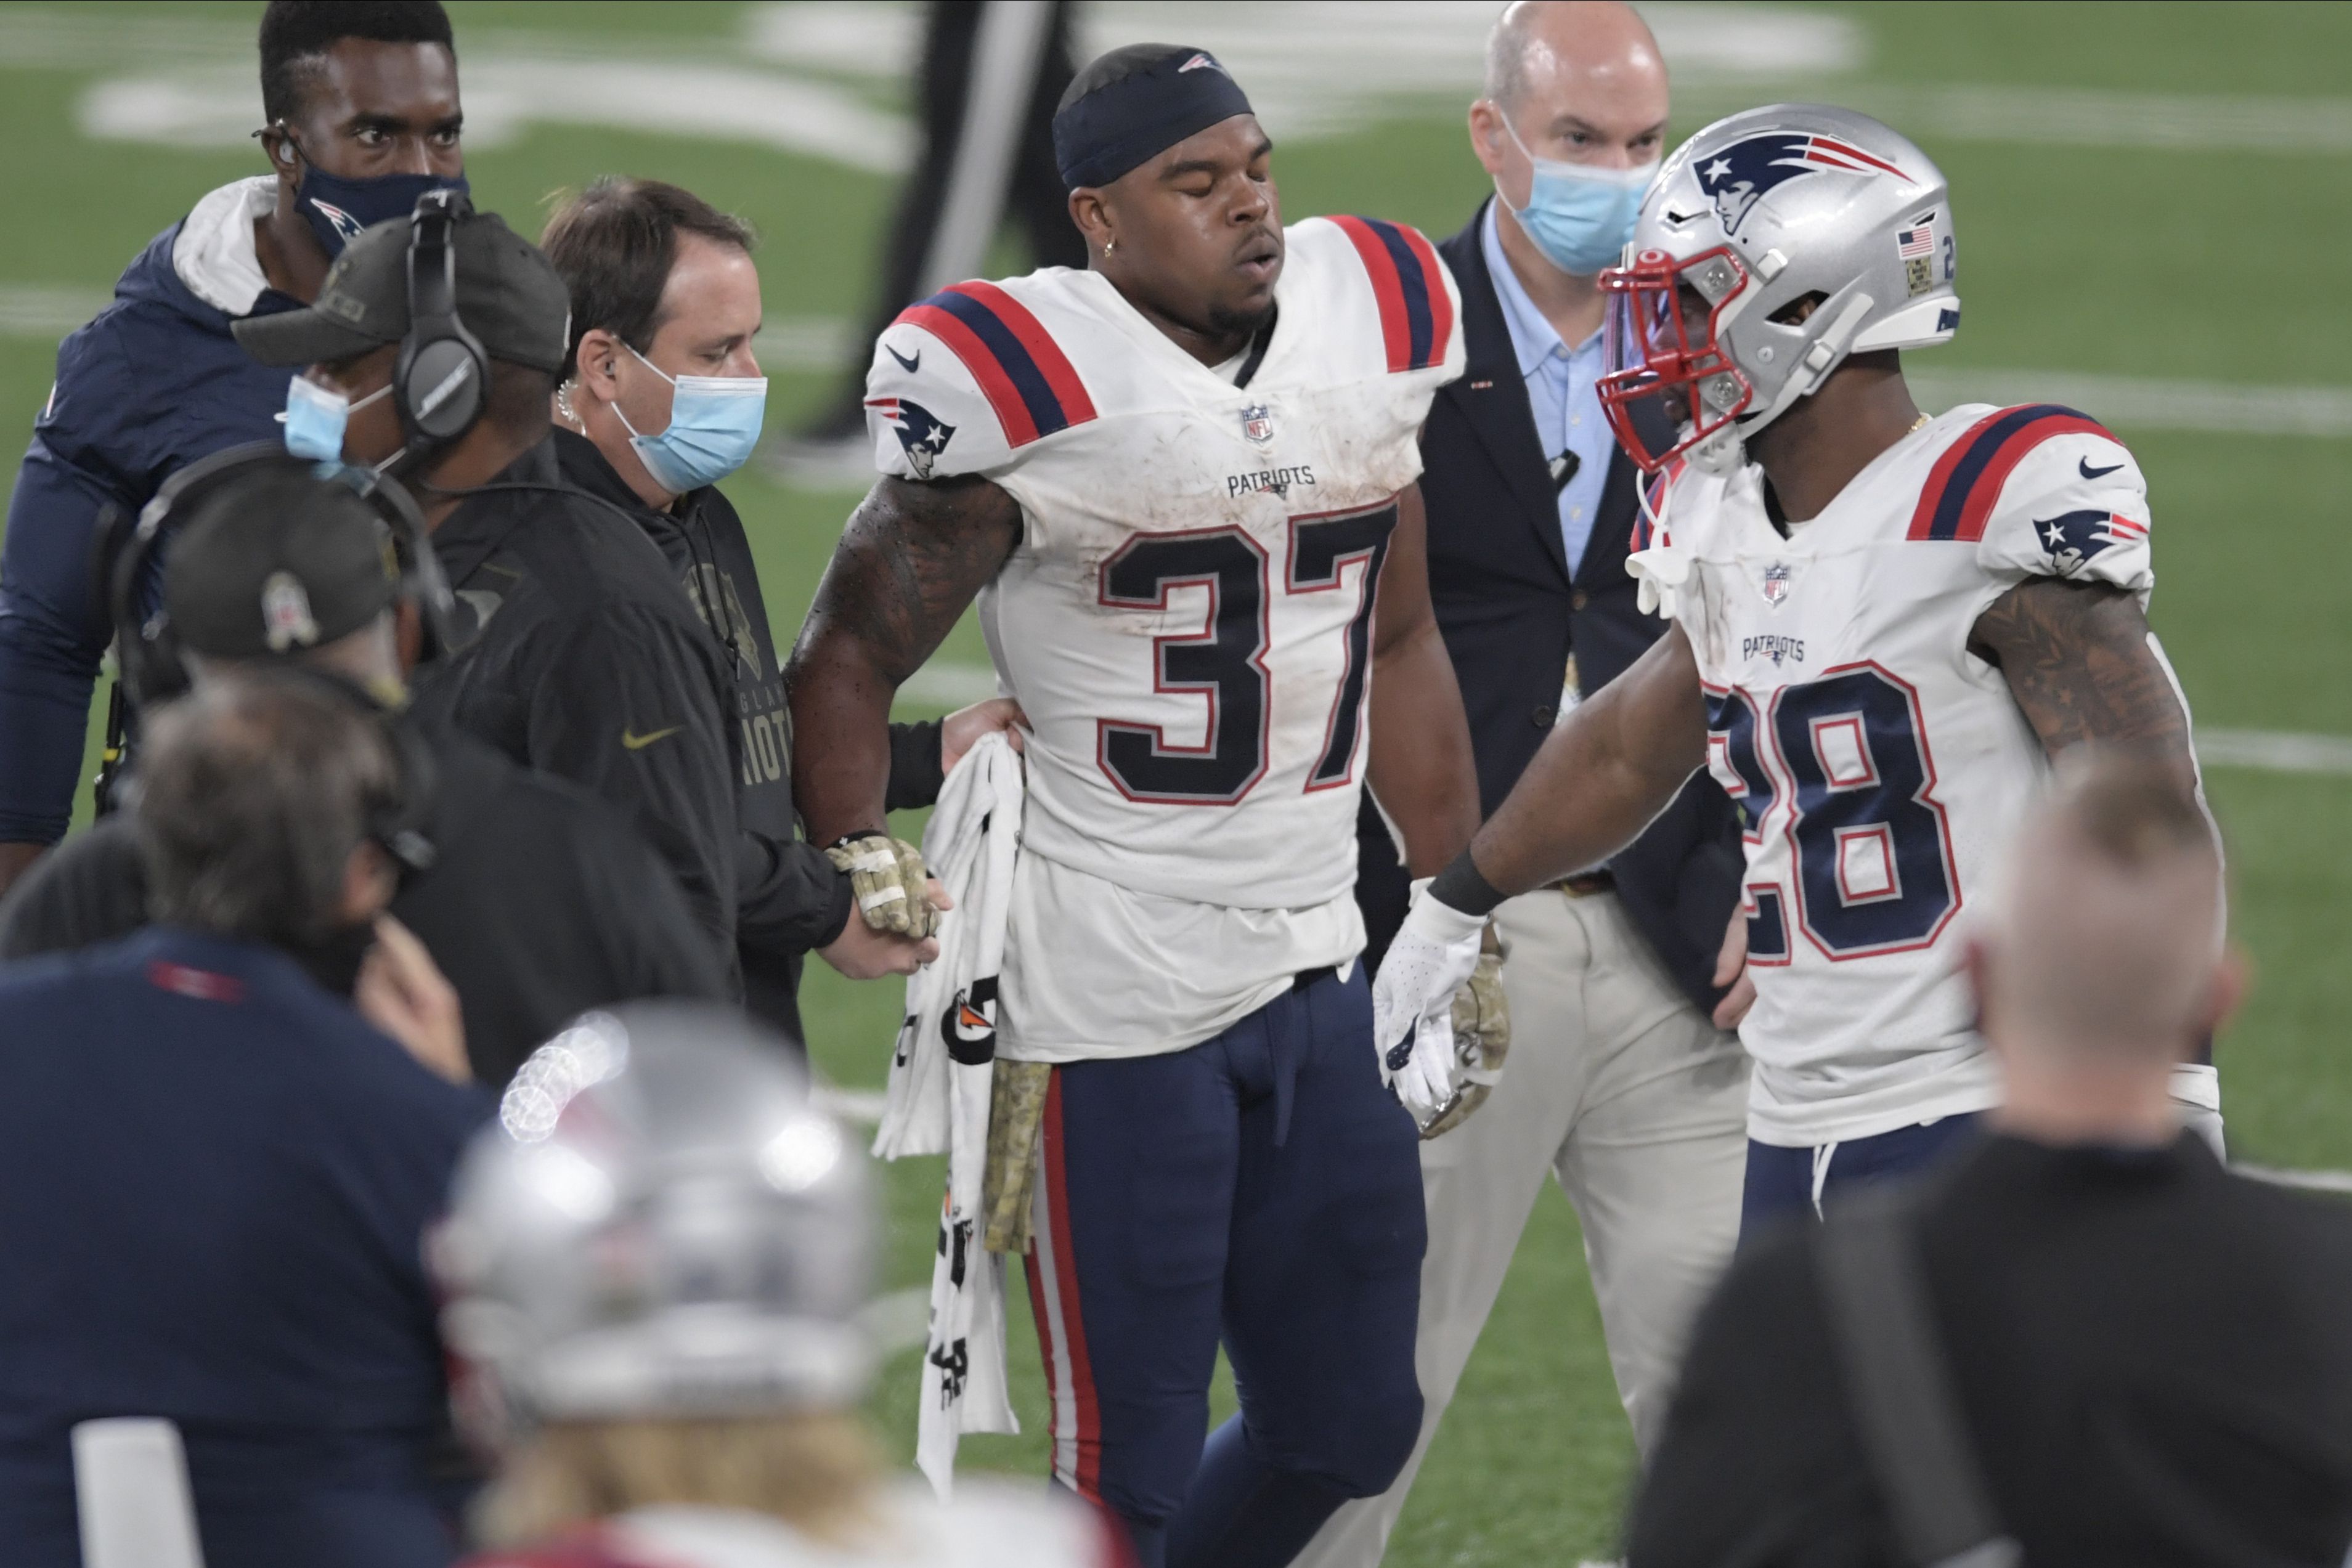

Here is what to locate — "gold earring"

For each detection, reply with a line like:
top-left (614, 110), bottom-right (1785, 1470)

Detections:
top-left (1103, 238), bottom-right (1115, 258)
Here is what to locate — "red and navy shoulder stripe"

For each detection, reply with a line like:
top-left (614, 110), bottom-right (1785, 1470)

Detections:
top-left (892, 280), bottom-right (1098, 448)
top-left (1907, 404), bottom-right (2119, 543)
top-left (1330, 216), bottom-right (1454, 374)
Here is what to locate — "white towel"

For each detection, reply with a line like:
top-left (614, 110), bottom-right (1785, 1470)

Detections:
top-left (876, 732), bottom-right (1023, 1498)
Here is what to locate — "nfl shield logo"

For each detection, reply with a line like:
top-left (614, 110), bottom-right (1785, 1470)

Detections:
top-left (1240, 403), bottom-right (1274, 445)
top-left (1760, 562), bottom-right (1794, 607)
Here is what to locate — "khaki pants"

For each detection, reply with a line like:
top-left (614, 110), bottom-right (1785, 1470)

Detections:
top-left (1297, 889), bottom-right (1751, 1567)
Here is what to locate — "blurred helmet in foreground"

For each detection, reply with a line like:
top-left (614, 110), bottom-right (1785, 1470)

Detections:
top-left (433, 1002), bottom-right (876, 1431)
top-left (1598, 104), bottom-right (1958, 476)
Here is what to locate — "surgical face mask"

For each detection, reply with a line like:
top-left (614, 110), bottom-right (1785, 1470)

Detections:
top-left (288, 137), bottom-right (470, 259)
top-left (613, 344), bottom-right (768, 495)
top-left (282, 375), bottom-right (391, 463)
top-left (1498, 115), bottom-right (1658, 278)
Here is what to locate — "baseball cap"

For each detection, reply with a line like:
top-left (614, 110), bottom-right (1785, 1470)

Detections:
top-left (163, 461), bottom-right (401, 659)
top-left (234, 205), bottom-right (571, 374)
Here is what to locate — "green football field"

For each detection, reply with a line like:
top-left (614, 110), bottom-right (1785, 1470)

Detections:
top-left (4, 2), bottom-right (2348, 1559)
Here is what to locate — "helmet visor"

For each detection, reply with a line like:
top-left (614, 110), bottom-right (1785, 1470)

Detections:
top-left (1597, 246), bottom-right (1753, 473)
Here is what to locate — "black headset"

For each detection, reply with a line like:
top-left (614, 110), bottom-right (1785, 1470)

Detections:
top-left (94, 444), bottom-right (467, 841)
top-left (393, 187), bottom-right (489, 452)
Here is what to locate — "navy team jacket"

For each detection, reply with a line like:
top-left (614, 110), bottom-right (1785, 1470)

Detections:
top-left (0, 927), bottom-right (492, 1567)
top-left (1355, 199), bottom-right (1743, 1010)
top-left (0, 180), bottom-right (300, 845)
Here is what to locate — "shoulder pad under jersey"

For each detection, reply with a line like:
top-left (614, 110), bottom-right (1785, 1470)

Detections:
top-left (864, 276), bottom-right (1100, 483)
top-left (1906, 404), bottom-right (2152, 594)
top-left (1286, 216), bottom-right (1464, 384)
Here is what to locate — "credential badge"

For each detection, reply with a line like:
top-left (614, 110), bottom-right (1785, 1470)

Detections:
top-left (1240, 403), bottom-right (1274, 446)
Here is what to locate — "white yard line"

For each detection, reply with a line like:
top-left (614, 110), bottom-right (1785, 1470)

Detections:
top-left (2234, 1164), bottom-right (2352, 1196)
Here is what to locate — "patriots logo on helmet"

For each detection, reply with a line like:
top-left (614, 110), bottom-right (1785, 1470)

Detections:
top-left (2035, 509), bottom-right (2147, 575)
top-left (1695, 134), bottom-right (1915, 235)
top-left (309, 198), bottom-right (364, 242)
top-left (867, 394), bottom-right (957, 480)
top-left (940, 976), bottom-right (998, 1066)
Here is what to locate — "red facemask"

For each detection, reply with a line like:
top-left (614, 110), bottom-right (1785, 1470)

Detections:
top-left (1597, 245), bottom-right (1755, 473)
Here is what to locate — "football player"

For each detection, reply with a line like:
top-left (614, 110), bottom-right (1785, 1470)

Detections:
top-left (438, 1004), bottom-right (1125, 1568)
top-left (785, 43), bottom-right (1481, 1568)
top-left (1380, 104), bottom-right (2221, 1239)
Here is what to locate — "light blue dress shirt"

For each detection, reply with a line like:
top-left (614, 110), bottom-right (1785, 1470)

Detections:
top-left (1481, 200), bottom-right (1616, 578)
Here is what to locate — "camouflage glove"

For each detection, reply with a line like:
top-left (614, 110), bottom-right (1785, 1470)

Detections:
top-left (1421, 922), bottom-right (1510, 1140)
top-left (823, 832), bottom-right (940, 940)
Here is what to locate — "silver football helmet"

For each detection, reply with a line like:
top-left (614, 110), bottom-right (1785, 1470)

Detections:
top-left (431, 1002), bottom-right (877, 1429)
top-left (1598, 104), bottom-right (1959, 476)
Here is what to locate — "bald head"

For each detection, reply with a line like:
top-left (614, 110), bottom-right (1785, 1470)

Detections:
top-left (1977, 751), bottom-right (2225, 1070)
top-left (1486, 1), bottom-right (1664, 115)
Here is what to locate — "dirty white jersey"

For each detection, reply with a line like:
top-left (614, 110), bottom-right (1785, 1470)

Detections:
top-left (863, 216), bottom-right (1463, 1058)
top-left (466, 1487), bottom-right (1120, 1568)
top-left (1631, 402), bottom-right (2173, 1146)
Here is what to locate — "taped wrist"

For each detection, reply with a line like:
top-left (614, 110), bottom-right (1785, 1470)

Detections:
top-left (1429, 848), bottom-right (1507, 919)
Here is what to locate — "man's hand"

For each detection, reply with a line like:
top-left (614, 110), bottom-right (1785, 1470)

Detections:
top-left (826, 832), bottom-right (943, 940)
top-left (942, 696), bottom-right (1027, 774)
top-left (357, 916), bottom-right (470, 1083)
top-left (1420, 922), bottom-right (1510, 1139)
top-left (818, 877), bottom-right (951, 979)
top-left (1373, 880), bottom-right (1487, 1124)
top-left (1712, 908), bottom-right (1756, 1030)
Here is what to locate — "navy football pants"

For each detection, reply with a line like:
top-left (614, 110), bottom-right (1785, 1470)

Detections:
top-left (1740, 1110), bottom-right (1984, 1243)
top-left (1021, 966), bottom-right (1427, 1568)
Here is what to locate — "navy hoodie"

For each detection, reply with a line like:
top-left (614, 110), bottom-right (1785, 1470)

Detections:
top-left (0, 177), bottom-right (301, 843)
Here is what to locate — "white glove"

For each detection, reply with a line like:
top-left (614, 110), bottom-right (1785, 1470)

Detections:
top-left (1373, 879), bottom-right (1487, 1125)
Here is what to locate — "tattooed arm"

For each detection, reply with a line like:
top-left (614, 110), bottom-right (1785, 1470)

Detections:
top-left (785, 475), bottom-right (1023, 847)
top-left (1461, 621), bottom-right (1712, 898)
top-left (1968, 577), bottom-right (2198, 795)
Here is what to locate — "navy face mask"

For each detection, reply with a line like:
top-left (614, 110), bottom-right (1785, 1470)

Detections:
top-left (290, 140), bottom-right (469, 257)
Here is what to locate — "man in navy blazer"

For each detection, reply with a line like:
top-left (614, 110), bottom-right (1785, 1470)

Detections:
top-left (1316, 5), bottom-right (1750, 1559)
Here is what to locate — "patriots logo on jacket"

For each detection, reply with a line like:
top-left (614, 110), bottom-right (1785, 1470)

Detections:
top-left (868, 395), bottom-right (957, 480)
top-left (1695, 134), bottom-right (1914, 234)
top-left (2036, 509), bottom-right (2147, 576)
top-left (307, 198), bottom-right (364, 243)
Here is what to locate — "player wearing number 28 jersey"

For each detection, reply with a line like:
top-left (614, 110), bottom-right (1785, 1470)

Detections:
top-left (1383, 104), bottom-right (2218, 1239)
top-left (1648, 400), bottom-right (2166, 1147)
top-left (788, 46), bottom-right (1483, 1568)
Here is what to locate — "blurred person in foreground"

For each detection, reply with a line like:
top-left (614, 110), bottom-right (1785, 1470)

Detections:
top-left (0, 671), bottom-right (490, 1568)
top-left (1629, 752), bottom-right (2352, 1567)
top-left (230, 198), bottom-right (945, 1026)
top-left (0, 0), bottom-right (468, 895)
top-left (0, 454), bottom-right (728, 1086)
top-left (539, 176), bottom-right (1022, 1031)
top-left (438, 1002), bottom-right (1127, 1568)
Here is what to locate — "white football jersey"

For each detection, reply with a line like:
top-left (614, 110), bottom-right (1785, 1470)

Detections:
top-left (1632, 402), bottom-right (2164, 1146)
top-left (863, 217), bottom-right (1463, 1057)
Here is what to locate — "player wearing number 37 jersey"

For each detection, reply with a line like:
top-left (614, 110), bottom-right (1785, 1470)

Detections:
top-left (787, 45), bottom-right (1481, 1568)
top-left (1391, 104), bottom-right (2220, 1238)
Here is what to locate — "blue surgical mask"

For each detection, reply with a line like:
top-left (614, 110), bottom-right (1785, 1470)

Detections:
top-left (1499, 116), bottom-right (1657, 278)
top-left (280, 375), bottom-right (390, 462)
top-left (614, 344), bottom-right (768, 495)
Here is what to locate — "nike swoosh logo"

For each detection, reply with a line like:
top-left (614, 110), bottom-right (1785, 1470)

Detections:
top-left (2078, 456), bottom-right (2124, 480)
top-left (621, 726), bottom-right (684, 751)
top-left (887, 343), bottom-right (921, 373)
